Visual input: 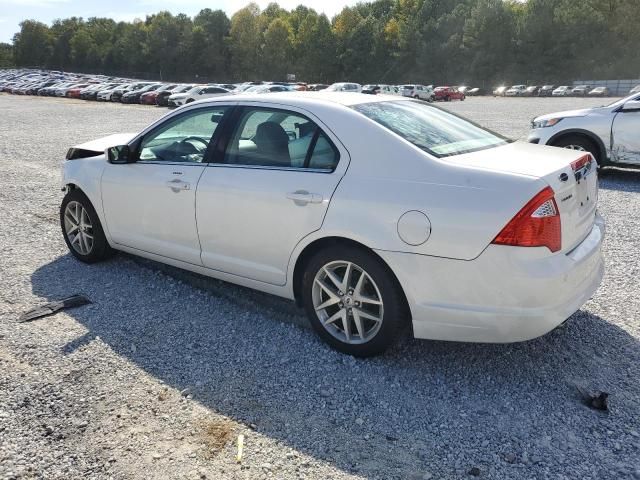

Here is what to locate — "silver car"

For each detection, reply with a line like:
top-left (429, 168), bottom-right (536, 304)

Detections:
top-left (528, 92), bottom-right (640, 168)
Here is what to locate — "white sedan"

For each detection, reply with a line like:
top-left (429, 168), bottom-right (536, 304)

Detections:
top-left (61, 93), bottom-right (604, 356)
top-left (167, 85), bottom-right (231, 107)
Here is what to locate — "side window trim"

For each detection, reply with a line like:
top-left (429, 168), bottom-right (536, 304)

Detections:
top-left (213, 105), bottom-right (340, 173)
top-left (303, 128), bottom-right (320, 169)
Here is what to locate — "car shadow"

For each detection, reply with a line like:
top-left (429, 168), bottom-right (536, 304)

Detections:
top-left (599, 167), bottom-right (640, 193)
top-left (27, 254), bottom-right (640, 478)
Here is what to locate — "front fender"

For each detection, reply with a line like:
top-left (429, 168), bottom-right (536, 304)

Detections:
top-left (62, 155), bottom-right (110, 240)
top-left (547, 128), bottom-right (610, 164)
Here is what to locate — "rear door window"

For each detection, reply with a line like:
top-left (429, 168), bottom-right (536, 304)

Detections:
top-left (220, 107), bottom-right (339, 171)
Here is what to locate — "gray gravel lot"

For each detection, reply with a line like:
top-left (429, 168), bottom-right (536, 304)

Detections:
top-left (0, 94), bottom-right (639, 480)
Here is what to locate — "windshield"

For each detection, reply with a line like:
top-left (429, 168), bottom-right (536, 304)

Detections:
top-left (606, 92), bottom-right (640, 108)
top-left (353, 100), bottom-right (508, 158)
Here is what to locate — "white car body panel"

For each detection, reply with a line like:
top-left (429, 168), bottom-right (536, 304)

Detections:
top-left (62, 92), bottom-right (605, 343)
top-left (196, 101), bottom-right (350, 285)
top-left (377, 214), bottom-right (604, 342)
top-left (101, 162), bottom-right (206, 265)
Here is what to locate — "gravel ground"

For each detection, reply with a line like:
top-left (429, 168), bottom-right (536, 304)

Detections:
top-left (0, 94), bottom-right (639, 480)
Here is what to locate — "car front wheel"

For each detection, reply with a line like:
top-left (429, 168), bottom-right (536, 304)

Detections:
top-left (301, 245), bottom-right (406, 357)
top-left (60, 189), bottom-right (114, 263)
top-left (552, 135), bottom-right (604, 168)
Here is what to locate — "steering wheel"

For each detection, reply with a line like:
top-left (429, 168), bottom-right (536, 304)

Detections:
top-left (181, 136), bottom-right (210, 149)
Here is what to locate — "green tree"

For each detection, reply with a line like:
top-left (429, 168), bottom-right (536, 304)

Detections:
top-left (12, 20), bottom-right (53, 67)
top-left (192, 9), bottom-right (231, 80)
top-left (0, 43), bottom-right (13, 68)
top-left (229, 3), bottom-right (261, 79)
top-left (260, 17), bottom-right (292, 80)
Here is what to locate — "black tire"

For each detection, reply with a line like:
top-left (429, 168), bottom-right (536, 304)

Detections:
top-left (551, 135), bottom-right (604, 168)
top-left (301, 245), bottom-right (407, 357)
top-left (60, 189), bottom-right (115, 263)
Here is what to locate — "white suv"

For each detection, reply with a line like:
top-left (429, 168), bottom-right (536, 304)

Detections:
top-left (529, 92), bottom-right (640, 169)
top-left (401, 84), bottom-right (435, 102)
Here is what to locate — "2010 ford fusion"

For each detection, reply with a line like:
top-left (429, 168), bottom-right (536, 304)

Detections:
top-left (60, 92), bottom-right (604, 356)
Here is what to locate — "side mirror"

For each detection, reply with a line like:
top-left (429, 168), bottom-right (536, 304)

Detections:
top-left (621, 100), bottom-right (640, 112)
top-left (107, 145), bottom-right (132, 164)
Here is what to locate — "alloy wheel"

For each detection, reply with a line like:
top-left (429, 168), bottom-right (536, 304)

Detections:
top-left (63, 201), bottom-right (94, 255)
top-left (312, 260), bottom-right (384, 344)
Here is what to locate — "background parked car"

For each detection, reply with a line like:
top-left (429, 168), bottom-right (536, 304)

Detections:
top-left (111, 82), bottom-right (152, 102)
top-left (529, 91), bottom-right (640, 169)
top-left (308, 84), bottom-right (329, 91)
top-left (588, 86), bottom-right (610, 97)
top-left (121, 83), bottom-right (164, 104)
top-left (552, 86), bottom-right (572, 96)
top-left (538, 85), bottom-right (555, 96)
top-left (401, 84), bottom-right (434, 101)
top-left (522, 86), bottom-right (540, 96)
top-left (505, 85), bottom-right (527, 96)
top-left (169, 85), bottom-right (231, 107)
top-left (63, 83), bottom-right (90, 98)
top-left (629, 85), bottom-right (640, 94)
top-left (493, 86), bottom-right (508, 96)
top-left (326, 82), bottom-right (362, 93)
top-left (80, 83), bottom-right (109, 100)
top-left (96, 84), bottom-right (123, 102)
top-left (466, 87), bottom-right (483, 96)
top-left (434, 86), bottom-right (465, 101)
top-left (156, 84), bottom-right (193, 106)
top-left (139, 84), bottom-right (177, 105)
top-left (572, 85), bottom-right (592, 96)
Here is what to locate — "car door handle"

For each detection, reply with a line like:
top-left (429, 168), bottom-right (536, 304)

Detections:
top-left (286, 190), bottom-right (323, 205)
top-left (166, 179), bottom-right (190, 191)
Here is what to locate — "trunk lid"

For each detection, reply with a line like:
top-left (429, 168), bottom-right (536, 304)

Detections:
top-left (447, 141), bottom-right (598, 253)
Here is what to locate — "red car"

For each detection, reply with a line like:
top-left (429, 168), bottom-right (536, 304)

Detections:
top-left (140, 84), bottom-right (176, 105)
top-left (434, 86), bottom-right (465, 102)
top-left (66, 85), bottom-right (90, 99)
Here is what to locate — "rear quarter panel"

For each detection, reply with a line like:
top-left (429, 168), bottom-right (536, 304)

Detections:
top-left (315, 110), bottom-right (545, 260)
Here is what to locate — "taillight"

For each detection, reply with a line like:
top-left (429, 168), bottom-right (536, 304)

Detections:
top-left (570, 154), bottom-right (591, 172)
top-left (492, 186), bottom-right (561, 252)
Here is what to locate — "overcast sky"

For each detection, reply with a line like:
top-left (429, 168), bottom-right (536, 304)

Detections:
top-left (0, 0), bottom-right (358, 43)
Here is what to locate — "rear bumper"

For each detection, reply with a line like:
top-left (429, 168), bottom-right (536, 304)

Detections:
top-left (376, 214), bottom-right (605, 343)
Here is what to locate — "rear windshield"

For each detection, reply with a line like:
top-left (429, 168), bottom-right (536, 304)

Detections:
top-left (353, 100), bottom-right (508, 158)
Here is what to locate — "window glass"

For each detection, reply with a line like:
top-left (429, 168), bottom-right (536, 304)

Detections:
top-left (138, 107), bottom-right (227, 163)
top-left (308, 132), bottom-right (339, 170)
top-left (222, 108), bottom-right (339, 170)
top-left (353, 100), bottom-right (508, 157)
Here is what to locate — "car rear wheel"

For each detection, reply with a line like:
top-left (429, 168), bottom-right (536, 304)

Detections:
top-left (301, 245), bottom-right (406, 357)
top-left (60, 189), bottom-right (114, 263)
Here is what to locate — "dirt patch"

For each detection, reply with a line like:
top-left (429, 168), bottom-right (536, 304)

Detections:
top-left (199, 417), bottom-right (236, 458)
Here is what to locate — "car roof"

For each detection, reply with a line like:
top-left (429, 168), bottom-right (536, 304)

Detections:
top-left (194, 91), bottom-right (406, 108)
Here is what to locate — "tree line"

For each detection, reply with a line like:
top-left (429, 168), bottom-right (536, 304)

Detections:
top-left (4, 0), bottom-right (640, 85)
